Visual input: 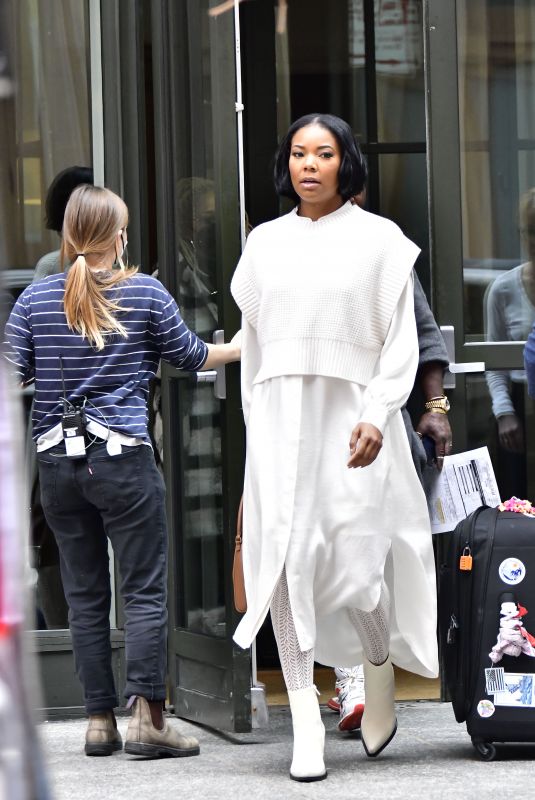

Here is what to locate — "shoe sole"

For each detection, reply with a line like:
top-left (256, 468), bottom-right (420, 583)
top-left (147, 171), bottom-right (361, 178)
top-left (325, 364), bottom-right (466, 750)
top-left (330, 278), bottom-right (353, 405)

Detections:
top-left (362, 720), bottom-right (397, 758)
top-left (124, 741), bottom-right (200, 758)
top-left (85, 742), bottom-right (123, 757)
top-left (327, 698), bottom-right (340, 712)
top-left (290, 771), bottom-right (327, 783)
top-left (338, 704), bottom-right (364, 732)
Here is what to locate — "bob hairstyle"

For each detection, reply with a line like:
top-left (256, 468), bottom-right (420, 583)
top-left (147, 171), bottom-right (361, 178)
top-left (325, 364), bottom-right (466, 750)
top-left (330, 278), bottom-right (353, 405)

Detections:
top-left (274, 113), bottom-right (367, 204)
top-left (45, 166), bottom-right (94, 233)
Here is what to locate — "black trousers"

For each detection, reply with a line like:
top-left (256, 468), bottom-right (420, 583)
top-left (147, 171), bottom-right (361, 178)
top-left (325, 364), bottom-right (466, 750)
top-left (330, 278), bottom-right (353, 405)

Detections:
top-left (37, 441), bottom-right (168, 714)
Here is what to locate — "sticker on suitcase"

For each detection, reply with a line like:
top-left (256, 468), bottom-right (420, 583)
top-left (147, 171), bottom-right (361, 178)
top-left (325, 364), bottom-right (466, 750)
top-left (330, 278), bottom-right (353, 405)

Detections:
top-left (485, 667), bottom-right (506, 694)
top-left (498, 558), bottom-right (526, 586)
top-left (477, 699), bottom-right (495, 718)
top-left (493, 673), bottom-right (535, 708)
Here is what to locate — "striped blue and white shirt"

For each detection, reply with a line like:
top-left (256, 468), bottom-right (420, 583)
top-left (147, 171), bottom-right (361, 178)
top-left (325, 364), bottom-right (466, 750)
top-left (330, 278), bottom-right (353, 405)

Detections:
top-left (3, 271), bottom-right (208, 443)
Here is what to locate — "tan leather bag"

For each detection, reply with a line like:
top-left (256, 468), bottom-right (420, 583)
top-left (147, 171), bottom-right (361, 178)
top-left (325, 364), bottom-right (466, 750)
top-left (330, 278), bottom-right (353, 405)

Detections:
top-left (232, 496), bottom-right (247, 613)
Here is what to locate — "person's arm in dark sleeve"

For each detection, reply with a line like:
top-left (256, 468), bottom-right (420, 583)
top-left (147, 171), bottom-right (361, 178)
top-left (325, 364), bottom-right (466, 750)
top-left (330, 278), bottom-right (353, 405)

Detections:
top-left (412, 273), bottom-right (452, 462)
top-left (413, 273), bottom-right (449, 367)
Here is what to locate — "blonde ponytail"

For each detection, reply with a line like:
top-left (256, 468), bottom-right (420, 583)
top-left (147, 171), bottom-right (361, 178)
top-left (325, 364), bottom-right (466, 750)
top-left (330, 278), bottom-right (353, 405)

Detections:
top-left (61, 185), bottom-right (138, 351)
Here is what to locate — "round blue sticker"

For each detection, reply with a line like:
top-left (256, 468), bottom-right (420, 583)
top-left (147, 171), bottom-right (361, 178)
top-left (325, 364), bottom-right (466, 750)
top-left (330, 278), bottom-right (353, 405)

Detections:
top-left (498, 558), bottom-right (526, 586)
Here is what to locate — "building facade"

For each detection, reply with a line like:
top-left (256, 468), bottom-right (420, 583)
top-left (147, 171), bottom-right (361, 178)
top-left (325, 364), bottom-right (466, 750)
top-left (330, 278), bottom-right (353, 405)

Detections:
top-left (1, 0), bottom-right (534, 730)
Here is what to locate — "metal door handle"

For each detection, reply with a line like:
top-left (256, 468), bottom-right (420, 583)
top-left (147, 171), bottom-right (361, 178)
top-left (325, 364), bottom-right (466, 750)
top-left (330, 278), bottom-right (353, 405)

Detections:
top-left (440, 325), bottom-right (486, 390)
top-left (448, 362), bottom-right (485, 374)
top-left (195, 329), bottom-right (226, 400)
top-left (196, 370), bottom-right (217, 383)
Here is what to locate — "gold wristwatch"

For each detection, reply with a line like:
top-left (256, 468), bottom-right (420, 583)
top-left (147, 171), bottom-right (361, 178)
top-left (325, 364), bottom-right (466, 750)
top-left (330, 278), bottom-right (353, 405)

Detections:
top-left (424, 395), bottom-right (450, 414)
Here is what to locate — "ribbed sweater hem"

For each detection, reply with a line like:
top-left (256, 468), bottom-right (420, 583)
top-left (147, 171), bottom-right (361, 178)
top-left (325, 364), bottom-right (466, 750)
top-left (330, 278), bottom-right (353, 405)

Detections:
top-left (253, 338), bottom-right (380, 386)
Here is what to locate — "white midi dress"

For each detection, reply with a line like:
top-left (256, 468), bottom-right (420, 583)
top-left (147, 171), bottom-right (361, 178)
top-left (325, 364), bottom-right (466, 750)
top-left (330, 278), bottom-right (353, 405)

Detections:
top-left (233, 279), bottom-right (439, 679)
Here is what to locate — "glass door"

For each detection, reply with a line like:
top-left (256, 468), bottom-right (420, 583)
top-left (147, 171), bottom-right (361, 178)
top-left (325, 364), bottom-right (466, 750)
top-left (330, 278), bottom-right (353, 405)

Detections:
top-left (425, 0), bottom-right (535, 501)
top-left (151, 0), bottom-right (250, 732)
top-left (1, 0), bottom-right (117, 715)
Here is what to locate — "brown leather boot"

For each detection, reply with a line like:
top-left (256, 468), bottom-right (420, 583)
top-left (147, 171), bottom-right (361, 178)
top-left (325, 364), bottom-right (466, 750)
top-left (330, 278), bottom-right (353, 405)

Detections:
top-left (124, 696), bottom-right (200, 758)
top-left (85, 710), bottom-right (123, 756)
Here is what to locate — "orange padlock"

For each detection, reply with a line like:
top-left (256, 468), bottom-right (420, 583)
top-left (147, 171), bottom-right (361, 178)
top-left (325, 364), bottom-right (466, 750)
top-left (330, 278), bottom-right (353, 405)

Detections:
top-left (459, 546), bottom-right (473, 571)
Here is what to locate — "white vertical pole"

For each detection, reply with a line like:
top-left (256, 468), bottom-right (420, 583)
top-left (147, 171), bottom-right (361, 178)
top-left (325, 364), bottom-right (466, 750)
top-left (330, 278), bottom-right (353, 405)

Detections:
top-left (89, 0), bottom-right (116, 629)
top-left (233, 0), bottom-right (252, 678)
top-left (233, 2), bottom-right (266, 719)
top-left (89, 0), bottom-right (105, 188)
top-left (234, 0), bottom-right (252, 678)
top-left (234, 0), bottom-right (247, 252)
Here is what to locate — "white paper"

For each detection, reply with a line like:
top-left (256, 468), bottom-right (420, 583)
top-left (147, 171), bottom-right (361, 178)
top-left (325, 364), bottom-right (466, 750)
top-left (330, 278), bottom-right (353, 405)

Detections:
top-left (426, 447), bottom-right (501, 534)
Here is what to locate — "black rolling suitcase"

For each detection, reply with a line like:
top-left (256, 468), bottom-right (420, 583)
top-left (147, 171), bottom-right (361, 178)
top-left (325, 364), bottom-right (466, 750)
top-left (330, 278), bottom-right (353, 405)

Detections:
top-left (439, 505), bottom-right (535, 760)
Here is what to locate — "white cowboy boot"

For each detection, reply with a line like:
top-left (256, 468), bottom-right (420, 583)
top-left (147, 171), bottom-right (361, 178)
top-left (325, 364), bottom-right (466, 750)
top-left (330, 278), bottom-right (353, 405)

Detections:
top-left (287, 686), bottom-right (327, 782)
top-left (361, 656), bottom-right (397, 757)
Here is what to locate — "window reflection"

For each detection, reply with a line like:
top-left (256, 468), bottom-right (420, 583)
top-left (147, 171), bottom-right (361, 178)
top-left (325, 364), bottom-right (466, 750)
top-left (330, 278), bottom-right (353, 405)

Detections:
top-left (373, 0), bottom-right (425, 143)
top-left (379, 153), bottom-right (428, 250)
top-left (458, 0), bottom-right (535, 339)
top-left (467, 372), bottom-right (534, 503)
top-left (1, 0), bottom-right (91, 272)
top-left (378, 152), bottom-right (430, 290)
top-left (1, 0), bottom-right (91, 631)
top-left (484, 189), bottom-right (535, 498)
top-left (279, 0), bottom-right (425, 143)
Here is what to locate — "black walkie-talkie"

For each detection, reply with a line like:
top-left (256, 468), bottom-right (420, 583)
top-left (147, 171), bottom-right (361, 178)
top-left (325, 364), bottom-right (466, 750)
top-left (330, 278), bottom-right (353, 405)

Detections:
top-left (59, 355), bottom-right (86, 457)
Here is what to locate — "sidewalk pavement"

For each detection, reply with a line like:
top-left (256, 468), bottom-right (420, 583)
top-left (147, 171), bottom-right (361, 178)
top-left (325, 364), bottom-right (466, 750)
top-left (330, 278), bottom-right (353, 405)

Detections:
top-left (41, 701), bottom-right (533, 800)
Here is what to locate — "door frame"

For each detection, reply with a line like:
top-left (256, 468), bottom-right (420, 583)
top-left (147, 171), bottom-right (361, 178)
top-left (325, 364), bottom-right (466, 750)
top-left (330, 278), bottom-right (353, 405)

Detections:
top-left (151, 0), bottom-right (250, 733)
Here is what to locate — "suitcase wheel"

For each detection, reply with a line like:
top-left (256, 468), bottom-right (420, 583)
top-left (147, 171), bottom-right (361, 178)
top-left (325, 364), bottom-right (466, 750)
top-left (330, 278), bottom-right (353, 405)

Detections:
top-left (473, 741), bottom-right (497, 762)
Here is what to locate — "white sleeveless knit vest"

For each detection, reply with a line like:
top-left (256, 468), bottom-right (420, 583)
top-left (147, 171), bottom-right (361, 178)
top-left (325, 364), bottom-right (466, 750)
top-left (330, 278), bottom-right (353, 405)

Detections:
top-left (231, 201), bottom-right (420, 387)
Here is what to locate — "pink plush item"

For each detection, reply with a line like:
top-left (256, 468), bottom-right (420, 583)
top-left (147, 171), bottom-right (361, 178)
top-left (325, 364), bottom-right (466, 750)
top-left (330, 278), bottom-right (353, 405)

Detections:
top-left (498, 497), bottom-right (535, 516)
top-left (489, 601), bottom-right (535, 664)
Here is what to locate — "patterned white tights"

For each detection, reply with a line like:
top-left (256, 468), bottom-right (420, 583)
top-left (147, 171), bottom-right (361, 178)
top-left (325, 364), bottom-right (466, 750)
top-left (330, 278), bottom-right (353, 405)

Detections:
top-left (348, 582), bottom-right (391, 665)
top-left (270, 568), bottom-right (314, 691)
top-left (270, 570), bottom-right (391, 692)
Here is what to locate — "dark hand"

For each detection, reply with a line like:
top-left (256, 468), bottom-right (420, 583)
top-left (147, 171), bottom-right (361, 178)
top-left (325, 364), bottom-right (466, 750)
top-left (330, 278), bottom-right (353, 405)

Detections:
top-left (348, 423), bottom-right (383, 468)
top-left (416, 411), bottom-right (452, 471)
top-left (497, 414), bottom-right (524, 454)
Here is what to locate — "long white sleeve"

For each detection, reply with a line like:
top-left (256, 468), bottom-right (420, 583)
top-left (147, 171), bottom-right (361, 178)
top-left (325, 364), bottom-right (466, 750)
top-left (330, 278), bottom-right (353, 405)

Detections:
top-left (240, 316), bottom-right (262, 426)
top-left (485, 278), bottom-right (515, 418)
top-left (359, 274), bottom-right (418, 435)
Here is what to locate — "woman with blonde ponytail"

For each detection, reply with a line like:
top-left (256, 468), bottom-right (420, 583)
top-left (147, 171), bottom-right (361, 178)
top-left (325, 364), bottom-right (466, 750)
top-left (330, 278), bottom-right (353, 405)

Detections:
top-left (4, 184), bottom-right (240, 761)
top-left (62, 185), bottom-right (134, 350)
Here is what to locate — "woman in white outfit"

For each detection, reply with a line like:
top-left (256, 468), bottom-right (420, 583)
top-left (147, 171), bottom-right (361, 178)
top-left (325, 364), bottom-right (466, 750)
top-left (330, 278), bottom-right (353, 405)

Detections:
top-left (230, 114), bottom-right (438, 782)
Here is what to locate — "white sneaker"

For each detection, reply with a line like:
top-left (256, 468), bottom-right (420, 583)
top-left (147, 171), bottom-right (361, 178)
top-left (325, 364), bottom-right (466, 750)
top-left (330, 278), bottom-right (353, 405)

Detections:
top-left (334, 666), bottom-right (365, 732)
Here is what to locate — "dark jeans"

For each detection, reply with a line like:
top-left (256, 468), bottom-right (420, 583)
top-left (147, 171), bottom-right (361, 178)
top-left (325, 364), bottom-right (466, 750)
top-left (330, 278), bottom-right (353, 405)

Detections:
top-left (37, 441), bottom-right (168, 714)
